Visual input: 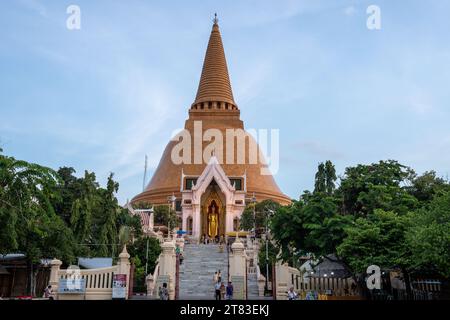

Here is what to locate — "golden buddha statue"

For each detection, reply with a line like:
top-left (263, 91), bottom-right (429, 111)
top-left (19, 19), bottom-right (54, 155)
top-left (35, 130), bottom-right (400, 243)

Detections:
top-left (208, 205), bottom-right (219, 238)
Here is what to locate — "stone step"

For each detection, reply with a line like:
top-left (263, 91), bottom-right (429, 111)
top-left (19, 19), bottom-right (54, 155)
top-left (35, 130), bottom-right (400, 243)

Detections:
top-left (179, 244), bottom-right (229, 299)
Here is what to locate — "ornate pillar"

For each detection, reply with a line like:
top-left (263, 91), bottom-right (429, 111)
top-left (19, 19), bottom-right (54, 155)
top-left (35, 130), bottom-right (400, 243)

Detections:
top-left (158, 241), bottom-right (176, 300)
top-left (117, 245), bottom-right (131, 299)
top-left (226, 204), bottom-right (234, 233)
top-left (229, 237), bottom-right (247, 299)
top-left (192, 205), bottom-right (201, 241)
top-left (49, 258), bottom-right (62, 299)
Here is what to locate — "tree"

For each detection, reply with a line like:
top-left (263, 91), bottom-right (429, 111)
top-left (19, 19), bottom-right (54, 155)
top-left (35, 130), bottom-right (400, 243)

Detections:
top-left (405, 191), bottom-right (450, 278)
top-left (95, 173), bottom-right (120, 257)
top-left (336, 209), bottom-right (414, 297)
top-left (270, 193), bottom-right (352, 263)
top-left (258, 240), bottom-right (278, 279)
top-left (325, 160), bottom-right (337, 195)
top-left (0, 154), bottom-right (75, 295)
top-left (127, 237), bottom-right (161, 292)
top-left (338, 160), bottom-right (417, 216)
top-left (314, 163), bottom-right (326, 193)
top-left (153, 205), bottom-right (177, 230)
top-left (69, 171), bottom-right (99, 251)
top-left (337, 210), bottom-right (409, 273)
top-left (240, 199), bottom-right (280, 235)
top-left (407, 171), bottom-right (450, 204)
top-left (314, 161), bottom-right (337, 195)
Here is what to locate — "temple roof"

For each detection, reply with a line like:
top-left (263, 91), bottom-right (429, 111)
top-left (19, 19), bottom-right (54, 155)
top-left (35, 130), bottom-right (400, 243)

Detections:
top-left (192, 16), bottom-right (237, 109)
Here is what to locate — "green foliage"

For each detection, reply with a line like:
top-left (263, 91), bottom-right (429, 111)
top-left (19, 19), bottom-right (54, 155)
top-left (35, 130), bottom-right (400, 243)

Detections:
top-left (270, 159), bottom-right (450, 280)
top-left (258, 240), bottom-right (279, 278)
top-left (153, 205), bottom-right (178, 228)
top-left (338, 160), bottom-right (417, 216)
top-left (128, 236), bottom-right (161, 274)
top-left (337, 209), bottom-right (409, 273)
top-left (128, 237), bottom-right (161, 290)
top-left (408, 171), bottom-right (450, 204)
top-left (314, 163), bottom-right (326, 194)
top-left (131, 203), bottom-right (178, 235)
top-left (0, 154), bottom-right (75, 263)
top-left (314, 160), bottom-right (336, 195)
top-left (405, 191), bottom-right (450, 277)
top-left (271, 193), bottom-right (352, 262)
top-left (240, 199), bottom-right (280, 233)
top-left (1, 151), bottom-right (143, 264)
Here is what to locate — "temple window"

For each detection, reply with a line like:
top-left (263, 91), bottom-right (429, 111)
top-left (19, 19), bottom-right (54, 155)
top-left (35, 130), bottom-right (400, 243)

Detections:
top-left (229, 178), bottom-right (242, 190)
top-left (175, 200), bottom-right (182, 212)
top-left (185, 178), bottom-right (198, 190)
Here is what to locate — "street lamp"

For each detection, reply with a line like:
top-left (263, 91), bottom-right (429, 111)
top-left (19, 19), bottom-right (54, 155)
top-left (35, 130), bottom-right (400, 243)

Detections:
top-left (251, 193), bottom-right (257, 238)
top-left (145, 207), bottom-right (154, 276)
top-left (264, 208), bottom-right (275, 295)
top-left (167, 193), bottom-right (177, 239)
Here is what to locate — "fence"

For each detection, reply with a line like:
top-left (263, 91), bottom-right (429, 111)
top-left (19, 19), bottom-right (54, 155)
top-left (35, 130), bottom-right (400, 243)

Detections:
top-left (49, 246), bottom-right (131, 300)
top-left (274, 263), bottom-right (359, 300)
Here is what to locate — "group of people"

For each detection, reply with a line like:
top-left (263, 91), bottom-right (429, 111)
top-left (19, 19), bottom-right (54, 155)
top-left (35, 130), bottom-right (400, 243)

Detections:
top-left (201, 234), bottom-right (225, 245)
top-left (213, 270), bottom-right (233, 300)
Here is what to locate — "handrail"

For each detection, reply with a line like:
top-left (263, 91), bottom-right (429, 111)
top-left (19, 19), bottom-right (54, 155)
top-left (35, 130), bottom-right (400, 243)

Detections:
top-left (227, 241), bottom-right (230, 282)
top-left (175, 253), bottom-right (180, 300)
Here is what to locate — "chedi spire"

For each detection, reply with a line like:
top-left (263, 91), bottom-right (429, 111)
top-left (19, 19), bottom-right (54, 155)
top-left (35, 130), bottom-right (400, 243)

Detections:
top-left (191, 14), bottom-right (237, 111)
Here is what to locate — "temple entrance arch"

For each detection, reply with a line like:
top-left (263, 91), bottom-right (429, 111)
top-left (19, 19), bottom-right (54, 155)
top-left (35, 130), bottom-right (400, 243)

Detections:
top-left (181, 156), bottom-right (247, 242)
top-left (200, 179), bottom-right (226, 240)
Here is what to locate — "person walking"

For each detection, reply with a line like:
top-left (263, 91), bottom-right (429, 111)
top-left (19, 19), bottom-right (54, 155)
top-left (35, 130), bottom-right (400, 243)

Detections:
top-left (217, 270), bottom-right (222, 282)
top-left (226, 281), bottom-right (234, 300)
top-left (213, 271), bottom-right (218, 283)
top-left (159, 282), bottom-right (169, 300)
top-left (220, 281), bottom-right (226, 299)
top-left (287, 287), bottom-right (298, 300)
top-left (214, 281), bottom-right (222, 300)
top-left (44, 285), bottom-right (53, 300)
top-left (179, 253), bottom-right (184, 265)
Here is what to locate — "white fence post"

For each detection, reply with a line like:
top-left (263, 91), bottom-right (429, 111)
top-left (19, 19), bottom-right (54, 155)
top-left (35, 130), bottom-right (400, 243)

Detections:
top-left (157, 240), bottom-right (176, 300)
top-left (49, 258), bottom-right (62, 299)
top-left (229, 237), bottom-right (247, 299)
top-left (117, 245), bottom-right (131, 299)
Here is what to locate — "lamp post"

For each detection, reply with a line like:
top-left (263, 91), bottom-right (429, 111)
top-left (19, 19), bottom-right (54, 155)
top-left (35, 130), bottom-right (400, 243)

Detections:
top-left (251, 193), bottom-right (257, 238)
top-left (168, 193), bottom-right (177, 240)
top-left (265, 208), bottom-right (275, 295)
top-left (145, 207), bottom-right (154, 276)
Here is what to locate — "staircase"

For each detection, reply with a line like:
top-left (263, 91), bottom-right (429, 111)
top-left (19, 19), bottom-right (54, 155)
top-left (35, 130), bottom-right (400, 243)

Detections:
top-left (247, 273), bottom-right (260, 299)
top-left (179, 244), bottom-right (229, 300)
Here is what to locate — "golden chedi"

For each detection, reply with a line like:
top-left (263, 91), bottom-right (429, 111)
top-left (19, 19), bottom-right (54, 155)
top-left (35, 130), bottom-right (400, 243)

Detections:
top-left (132, 17), bottom-right (290, 241)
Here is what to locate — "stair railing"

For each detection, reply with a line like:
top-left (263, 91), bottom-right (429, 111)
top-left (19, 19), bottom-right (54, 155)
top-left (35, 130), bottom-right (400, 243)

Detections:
top-left (175, 253), bottom-right (180, 300)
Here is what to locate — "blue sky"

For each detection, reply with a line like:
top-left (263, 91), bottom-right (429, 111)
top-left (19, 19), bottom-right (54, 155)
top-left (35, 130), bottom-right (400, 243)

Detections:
top-left (1, 0), bottom-right (450, 204)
